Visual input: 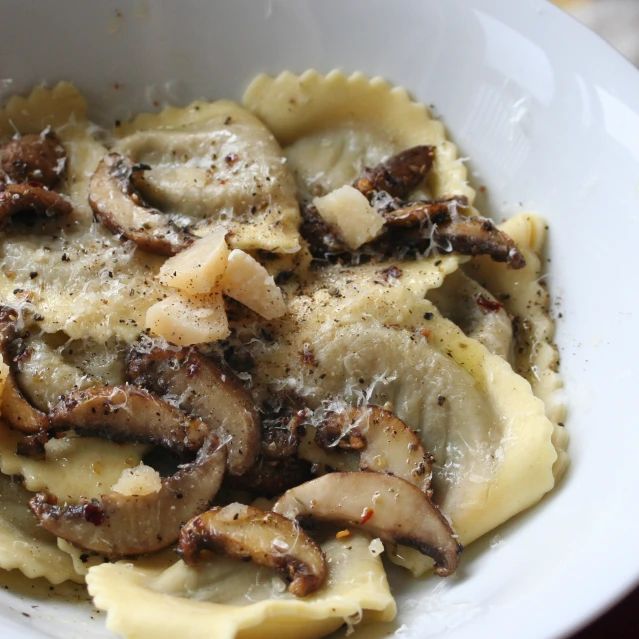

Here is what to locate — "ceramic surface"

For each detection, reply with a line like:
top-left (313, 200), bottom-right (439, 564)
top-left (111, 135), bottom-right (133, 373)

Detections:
top-left (0, 1), bottom-right (638, 638)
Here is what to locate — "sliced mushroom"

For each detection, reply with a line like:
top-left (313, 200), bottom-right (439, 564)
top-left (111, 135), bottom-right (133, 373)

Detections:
top-left (88, 153), bottom-right (194, 255)
top-left (260, 391), bottom-right (307, 460)
top-left (49, 386), bottom-right (208, 455)
top-left (178, 503), bottom-right (327, 597)
top-left (0, 307), bottom-right (49, 435)
top-left (434, 214), bottom-right (526, 268)
top-left (0, 183), bottom-right (72, 222)
top-left (28, 385), bottom-right (227, 556)
top-left (224, 457), bottom-right (312, 497)
top-left (126, 341), bottom-right (260, 476)
top-left (374, 196), bottom-right (525, 268)
top-left (353, 145), bottom-right (436, 199)
top-left (378, 196), bottom-right (466, 227)
top-left (299, 204), bottom-right (348, 255)
top-left (308, 405), bottom-right (433, 494)
top-left (0, 132), bottom-right (66, 187)
top-left (273, 472), bottom-right (461, 577)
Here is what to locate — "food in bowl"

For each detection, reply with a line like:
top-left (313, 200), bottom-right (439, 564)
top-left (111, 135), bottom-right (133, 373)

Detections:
top-left (0, 70), bottom-right (568, 639)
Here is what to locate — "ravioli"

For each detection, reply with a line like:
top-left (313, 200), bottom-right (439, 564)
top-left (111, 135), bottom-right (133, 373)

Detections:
top-left (0, 83), bottom-right (166, 345)
top-left (114, 100), bottom-right (302, 254)
top-left (426, 269), bottom-right (513, 360)
top-left (463, 213), bottom-right (569, 478)
top-left (0, 472), bottom-right (82, 584)
top-left (0, 419), bottom-right (148, 502)
top-left (86, 532), bottom-right (396, 639)
top-left (243, 70), bottom-right (474, 206)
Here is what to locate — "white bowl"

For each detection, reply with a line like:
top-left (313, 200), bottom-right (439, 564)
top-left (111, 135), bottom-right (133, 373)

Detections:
top-left (1, 1), bottom-right (639, 638)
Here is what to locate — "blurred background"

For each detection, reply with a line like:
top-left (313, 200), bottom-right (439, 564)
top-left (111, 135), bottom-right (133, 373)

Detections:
top-left (553, 0), bottom-right (639, 66)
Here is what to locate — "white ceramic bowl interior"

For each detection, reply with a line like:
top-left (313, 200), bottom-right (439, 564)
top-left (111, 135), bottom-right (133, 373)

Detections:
top-left (0, 1), bottom-right (638, 638)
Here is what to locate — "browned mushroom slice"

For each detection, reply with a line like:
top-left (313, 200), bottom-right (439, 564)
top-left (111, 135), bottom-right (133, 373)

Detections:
top-left (273, 472), bottom-right (461, 577)
top-left (380, 196), bottom-right (467, 227)
top-left (311, 405), bottom-right (433, 494)
top-left (178, 503), bottom-right (327, 597)
top-left (88, 153), bottom-right (194, 256)
top-left (434, 215), bottom-right (526, 268)
top-left (0, 307), bottom-right (49, 435)
top-left (0, 132), bottom-right (66, 187)
top-left (224, 457), bottom-right (312, 497)
top-left (353, 146), bottom-right (436, 199)
top-left (378, 197), bottom-right (525, 269)
top-left (49, 386), bottom-right (208, 455)
top-left (28, 385), bottom-right (227, 556)
top-left (299, 204), bottom-right (348, 255)
top-left (126, 342), bottom-right (260, 476)
top-left (260, 390), bottom-right (307, 460)
top-left (0, 183), bottom-right (72, 222)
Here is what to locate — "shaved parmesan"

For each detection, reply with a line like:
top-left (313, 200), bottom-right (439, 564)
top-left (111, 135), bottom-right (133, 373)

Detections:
top-left (313, 185), bottom-right (385, 249)
top-left (146, 291), bottom-right (230, 345)
top-left (221, 249), bottom-right (286, 319)
top-left (111, 463), bottom-right (162, 496)
top-left (158, 228), bottom-right (229, 294)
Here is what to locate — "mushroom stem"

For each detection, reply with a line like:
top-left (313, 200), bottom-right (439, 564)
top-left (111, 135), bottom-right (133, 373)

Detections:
top-left (0, 307), bottom-right (49, 435)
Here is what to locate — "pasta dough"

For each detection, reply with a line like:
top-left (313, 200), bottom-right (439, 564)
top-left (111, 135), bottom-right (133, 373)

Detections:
top-left (0, 419), bottom-right (148, 502)
top-left (86, 532), bottom-right (396, 639)
top-left (463, 214), bottom-right (568, 478)
top-left (243, 70), bottom-right (474, 205)
top-left (426, 269), bottom-right (513, 360)
top-left (114, 100), bottom-right (302, 254)
top-left (0, 473), bottom-right (82, 584)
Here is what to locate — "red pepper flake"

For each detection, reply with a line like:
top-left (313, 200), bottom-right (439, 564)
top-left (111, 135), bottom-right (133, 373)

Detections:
top-left (360, 507), bottom-right (374, 524)
top-left (479, 185), bottom-right (487, 193)
top-left (476, 294), bottom-right (503, 312)
top-left (83, 503), bottom-right (105, 526)
top-left (300, 342), bottom-right (317, 366)
top-left (420, 328), bottom-right (431, 338)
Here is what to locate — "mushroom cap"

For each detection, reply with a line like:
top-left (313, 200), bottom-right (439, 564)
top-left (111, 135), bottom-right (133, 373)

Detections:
top-left (273, 471), bottom-right (461, 577)
top-left (309, 405), bottom-right (433, 494)
top-left (88, 153), bottom-right (194, 256)
top-left (126, 342), bottom-right (260, 476)
top-left (178, 503), bottom-right (327, 597)
top-left (353, 145), bottom-right (435, 199)
top-left (28, 385), bottom-right (227, 556)
top-left (0, 183), bottom-right (72, 222)
top-left (0, 307), bottom-right (50, 435)
top-left (0, 132), bottom-right (66, 188)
